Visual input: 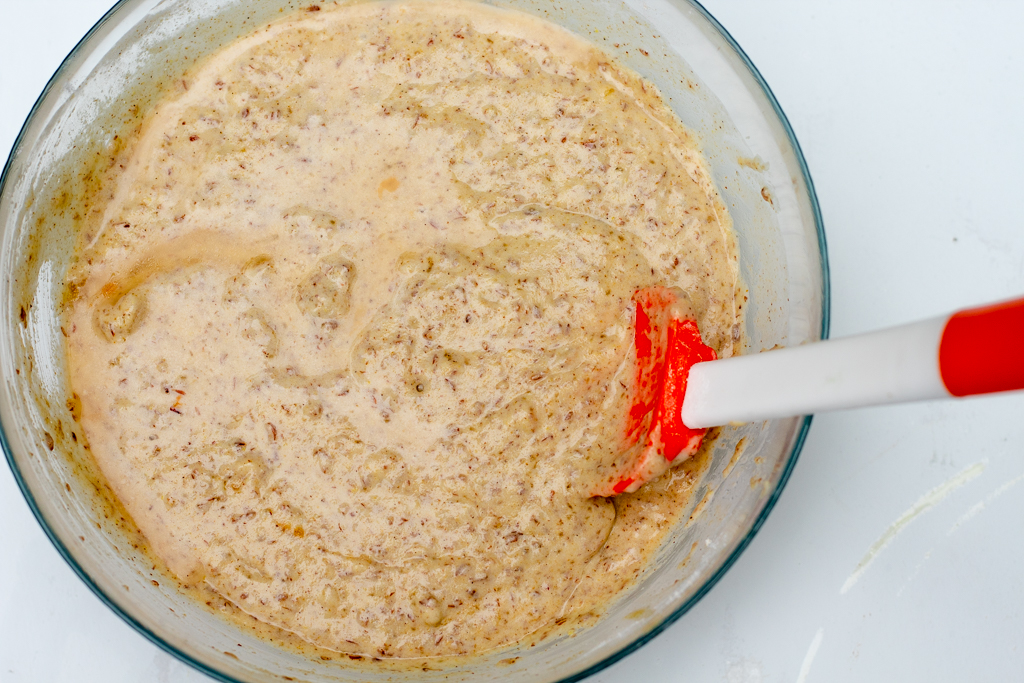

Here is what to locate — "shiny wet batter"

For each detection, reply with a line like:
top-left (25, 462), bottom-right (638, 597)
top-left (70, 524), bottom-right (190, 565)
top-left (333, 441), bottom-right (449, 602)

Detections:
top-left (65, 0), bottom-right (742, 659)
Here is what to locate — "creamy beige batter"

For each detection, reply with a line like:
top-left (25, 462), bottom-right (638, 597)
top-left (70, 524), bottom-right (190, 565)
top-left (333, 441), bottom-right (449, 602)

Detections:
top-left (65, 0), bottom-right (742, 660)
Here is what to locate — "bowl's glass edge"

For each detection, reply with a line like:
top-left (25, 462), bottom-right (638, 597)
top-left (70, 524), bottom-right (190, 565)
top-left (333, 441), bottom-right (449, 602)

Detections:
top-left (0, 2), bottom-right (246, 681)
top-left (0, 0), bottom-right (831, 681)
top-left (549, 0), bottom-right (831, 678)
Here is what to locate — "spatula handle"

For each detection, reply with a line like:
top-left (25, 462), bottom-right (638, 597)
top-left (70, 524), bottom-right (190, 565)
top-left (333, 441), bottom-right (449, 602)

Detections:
top-left (681, 296), bottom-right (1024, 429)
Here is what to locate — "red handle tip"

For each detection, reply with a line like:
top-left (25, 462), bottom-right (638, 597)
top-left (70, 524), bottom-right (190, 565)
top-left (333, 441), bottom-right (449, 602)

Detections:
top-left (939, 297), bottom-right (1024, 397)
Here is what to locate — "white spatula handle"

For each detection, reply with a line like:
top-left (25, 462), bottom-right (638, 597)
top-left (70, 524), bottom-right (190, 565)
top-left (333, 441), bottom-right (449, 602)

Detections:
top-left (681, 297), bottom-right (1024, 429)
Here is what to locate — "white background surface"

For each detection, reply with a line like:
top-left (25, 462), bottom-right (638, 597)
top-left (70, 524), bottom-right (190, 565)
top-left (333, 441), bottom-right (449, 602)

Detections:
top-left (2, 1), bottom-right (1024, 681)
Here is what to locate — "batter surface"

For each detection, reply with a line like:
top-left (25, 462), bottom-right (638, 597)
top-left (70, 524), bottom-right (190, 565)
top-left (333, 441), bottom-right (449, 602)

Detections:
top-left (65, 0), bottom-right (741, 659)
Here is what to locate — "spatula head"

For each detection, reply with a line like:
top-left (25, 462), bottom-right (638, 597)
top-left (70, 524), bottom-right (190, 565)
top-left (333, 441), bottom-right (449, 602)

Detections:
top-left (592, 287), bottom-right (716, 497)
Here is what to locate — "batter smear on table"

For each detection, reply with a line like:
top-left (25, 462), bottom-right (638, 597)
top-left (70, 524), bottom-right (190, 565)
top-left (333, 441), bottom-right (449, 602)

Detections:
top-left (65, 0), bottom-right (742, 659)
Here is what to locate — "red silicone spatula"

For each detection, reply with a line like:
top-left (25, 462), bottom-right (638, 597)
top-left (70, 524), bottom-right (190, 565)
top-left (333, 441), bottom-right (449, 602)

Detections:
top-left (594, 290), bottom-right (1024, 497)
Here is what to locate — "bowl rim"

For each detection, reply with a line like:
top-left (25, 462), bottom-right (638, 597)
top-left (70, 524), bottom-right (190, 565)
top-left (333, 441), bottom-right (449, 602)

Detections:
top-left (560, 3), bottom-right (832, 677)
top-left (0, 0), bottom-right (830, 680)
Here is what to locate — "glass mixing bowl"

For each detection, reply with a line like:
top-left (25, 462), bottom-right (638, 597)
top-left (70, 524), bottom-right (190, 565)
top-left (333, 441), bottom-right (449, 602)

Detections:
top-left (0, 0), bottom-right (827, 680)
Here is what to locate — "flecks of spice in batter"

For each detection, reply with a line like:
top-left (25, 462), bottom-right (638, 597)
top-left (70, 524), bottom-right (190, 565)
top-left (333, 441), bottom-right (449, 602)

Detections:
top-left (65, 0), bottom-right (742, 660)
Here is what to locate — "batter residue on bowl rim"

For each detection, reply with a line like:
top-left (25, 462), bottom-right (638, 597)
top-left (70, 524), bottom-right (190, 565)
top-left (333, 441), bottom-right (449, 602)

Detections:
top-left (64, 0), bottom-right (743, 660)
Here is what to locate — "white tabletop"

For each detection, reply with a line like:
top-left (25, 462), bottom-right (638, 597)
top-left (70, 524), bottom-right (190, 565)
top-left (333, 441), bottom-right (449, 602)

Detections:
top-left (3, 1), bottom-right (1023, 681)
